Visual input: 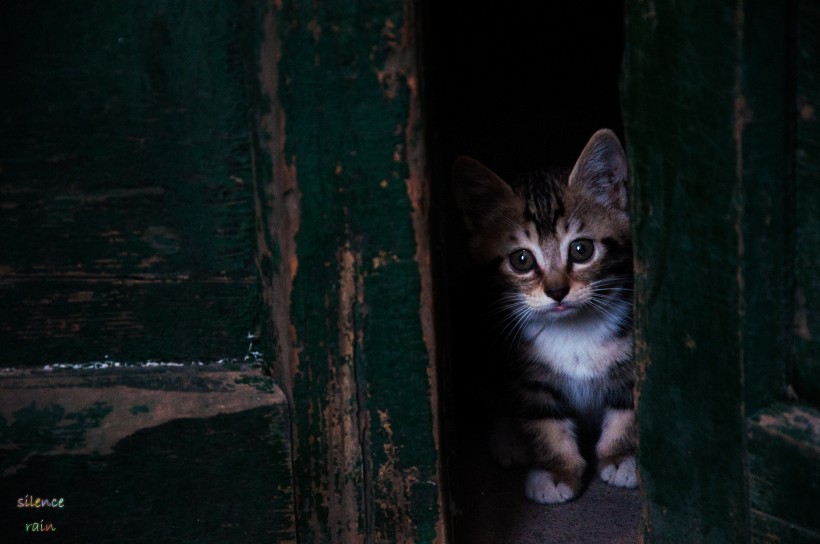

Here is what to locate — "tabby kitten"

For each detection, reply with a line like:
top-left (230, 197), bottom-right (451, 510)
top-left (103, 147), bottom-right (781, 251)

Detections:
top-left (453, 129), bottom-right (636, 504)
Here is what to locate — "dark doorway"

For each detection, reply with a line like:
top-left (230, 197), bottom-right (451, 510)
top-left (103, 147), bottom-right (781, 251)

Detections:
top-left (421, 2), bottom-right (640, 542)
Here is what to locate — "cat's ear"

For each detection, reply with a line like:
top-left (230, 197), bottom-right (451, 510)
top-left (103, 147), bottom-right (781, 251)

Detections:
top-left (568, 129), bottom-right (628, 210)
top-left (452, 155), bottom-right (520, 233)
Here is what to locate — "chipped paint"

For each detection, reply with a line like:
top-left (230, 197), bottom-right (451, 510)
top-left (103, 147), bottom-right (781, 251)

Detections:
top-left (373, 18), bottom-right (408, 100)
top-left (371, 250), bottom-right (399, 270)
top-left (254, 2), bottom-right (301, 399)
top-left (260, 0), bottom-right (444, 539)
top-left (375, 409), bottom-right (419, 544)
top-left (323, 244), bottom-right (366, 543)
top-left (398, 0), bottom-right (445, 539)
top-left (0, 373), bottom-right (296, 542)
top-left (753, 405), bottom-right (820, 451)
top-left (0, 369), bottom-right (286, 475)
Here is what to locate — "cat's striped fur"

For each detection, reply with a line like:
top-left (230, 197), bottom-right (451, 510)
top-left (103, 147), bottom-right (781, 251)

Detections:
top-left (453, 129), bottom-right (636, 504)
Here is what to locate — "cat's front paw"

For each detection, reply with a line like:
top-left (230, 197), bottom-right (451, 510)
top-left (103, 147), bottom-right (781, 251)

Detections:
top-left (599, 455), bottom-right (637, 488)
top-left (524, 468), bottom-right (578, 504)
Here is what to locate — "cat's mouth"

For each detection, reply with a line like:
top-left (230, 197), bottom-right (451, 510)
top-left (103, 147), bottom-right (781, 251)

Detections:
top-left (521, 297), bottom-right (581, 318)
top-left (531, 302), bottom-right (578, 317)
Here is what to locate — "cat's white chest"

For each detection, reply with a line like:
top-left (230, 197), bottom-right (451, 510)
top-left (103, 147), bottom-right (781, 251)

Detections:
top-left (525, 317), bottom-right (628, 380)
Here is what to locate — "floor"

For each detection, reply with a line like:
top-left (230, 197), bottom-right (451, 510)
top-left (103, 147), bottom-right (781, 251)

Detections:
top-left (451, 425), bottom-right (643, 544)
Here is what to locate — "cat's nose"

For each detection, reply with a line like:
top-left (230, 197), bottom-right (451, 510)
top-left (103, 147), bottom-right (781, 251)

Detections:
top-left (546, 286), bottom-right (570, 302)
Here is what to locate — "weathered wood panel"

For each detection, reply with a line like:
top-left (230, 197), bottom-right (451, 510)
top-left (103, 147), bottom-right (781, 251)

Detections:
top-left (627, 1), bottom-right (820, 542)
top-left (0, 1), bottom-right (258, 365)
top-left (624, 1), bottom-right (749, 541)
top-left (0, 279), bottom-right (256, 364)
top-left (794, 0), bottom-right (820, 402)
top-left (736, 0), bottom-right (792, 415)
top-left (0, 366), bottom-right (295, 542)
top-left (248, 0), bottom-right (443, 541)
top-left (748, 405), bottom-right (820, 542)
top-left (738, 2), bottom-right (820, 540)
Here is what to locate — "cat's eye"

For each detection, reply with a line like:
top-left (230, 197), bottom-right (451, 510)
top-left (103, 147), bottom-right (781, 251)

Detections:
top-left (569, 239), bottom-right (594, 263)
top-left (509, 249), bottom-right (536, 272)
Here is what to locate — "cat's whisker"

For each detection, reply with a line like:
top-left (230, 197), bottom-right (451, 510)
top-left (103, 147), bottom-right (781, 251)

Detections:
top-left (583, 296), bottom-right (625, 322)
top-left (489, 298), bottom-right (534, 352)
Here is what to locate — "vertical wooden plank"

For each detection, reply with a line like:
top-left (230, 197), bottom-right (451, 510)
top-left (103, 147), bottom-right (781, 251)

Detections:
top-left (793, 0), bottom-right (820, 401)
top-left (737, 0), bottom-right (792, 415)
top-left (249, 0), bottom-right (443, 541)
top-left (623, 1), bottom-right (748, 541)
top-left (735, 1), bottom-right (820, 540)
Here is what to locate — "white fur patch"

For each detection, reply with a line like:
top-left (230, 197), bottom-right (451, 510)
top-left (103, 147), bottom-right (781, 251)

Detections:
top-left (525, 306), bottom-right (631, 382)
top-left (525, 468), bottom-right (576, 504)
top-left (599, 455), bottom-right (637, 488)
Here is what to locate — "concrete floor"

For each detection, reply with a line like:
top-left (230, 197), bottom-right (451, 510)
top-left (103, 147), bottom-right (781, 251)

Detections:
top-left (451, 427), bottom-right (643, 544)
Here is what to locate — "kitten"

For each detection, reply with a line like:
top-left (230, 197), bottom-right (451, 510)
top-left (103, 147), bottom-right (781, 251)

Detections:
top-left (453, 129), bottom-right (636, 504)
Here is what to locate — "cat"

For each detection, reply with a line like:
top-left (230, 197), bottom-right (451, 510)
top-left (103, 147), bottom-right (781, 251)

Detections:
top-left (452, 129), bottom-right (636, 504)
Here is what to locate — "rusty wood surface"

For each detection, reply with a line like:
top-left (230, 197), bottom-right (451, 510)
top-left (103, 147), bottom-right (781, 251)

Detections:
top-left (0, 365), bottom-right (295, 542)
top-left (247, 0), bottom-right (443, 541)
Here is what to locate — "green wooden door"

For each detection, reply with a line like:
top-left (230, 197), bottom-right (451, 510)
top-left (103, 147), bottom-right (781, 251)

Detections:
top-left (0, 2), bottom-right (297, 541)
top-left (624, 0), bottom-right (820, 541)
top-left (0, 0), bottom-right (444, 542)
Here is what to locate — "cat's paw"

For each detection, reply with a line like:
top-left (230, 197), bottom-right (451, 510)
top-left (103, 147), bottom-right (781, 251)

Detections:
top-left (524, 468), bottom-right (577, 504)
top-left (599, 455), bottom-right (637, 488)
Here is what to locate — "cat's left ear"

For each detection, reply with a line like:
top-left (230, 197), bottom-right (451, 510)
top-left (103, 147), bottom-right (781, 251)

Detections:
top-left (568, 129), bottom-right (628, 210)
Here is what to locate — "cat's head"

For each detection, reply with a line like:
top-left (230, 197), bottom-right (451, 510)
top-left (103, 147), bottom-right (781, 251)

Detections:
top-left (453, 129), bottom-right (632, 323)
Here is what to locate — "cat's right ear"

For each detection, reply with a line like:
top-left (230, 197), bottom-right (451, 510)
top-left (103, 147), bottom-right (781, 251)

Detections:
top-left (452, 156), bottom-right (519, 233)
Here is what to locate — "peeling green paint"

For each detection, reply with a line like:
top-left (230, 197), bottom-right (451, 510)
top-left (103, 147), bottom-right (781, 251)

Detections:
top-left (235, 374), bottom-right (278, 394)
top-left (128, 405), bottom-right (150, 415)
top-left (0, 368), bottom-right (295, 541)
top-left (1, 401), bottom-right (113, 471)
top-left (248, 0), bottom-right (443, 540)
top-left (1, 407), bottom-right (295, 542)
top-left (748, 405), bottom-right (820, 538)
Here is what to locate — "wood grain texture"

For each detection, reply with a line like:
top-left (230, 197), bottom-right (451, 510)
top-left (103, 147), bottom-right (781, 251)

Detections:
top-left (794, 0), bottom-right (820, 402)
top-left (624, 1), bottom-right (748, 541)
top-left (737, 0), bottom-right (792, 415)
top-left (0, 366), bottom-right (296, 543)
top-left (0, 1), bottom-right (258, 365)
top-left (626, 1), bottom-right (820, 542)
top-left (748, 404), bottom-right (820, 542)
top-left (2, 2), bottom-right (444, 540)
top-left (248, 0), bottom-right (443, 541)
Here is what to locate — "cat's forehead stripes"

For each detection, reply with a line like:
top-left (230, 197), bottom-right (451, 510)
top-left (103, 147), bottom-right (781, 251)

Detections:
top-left (518, 168), bottom-right (570, 237)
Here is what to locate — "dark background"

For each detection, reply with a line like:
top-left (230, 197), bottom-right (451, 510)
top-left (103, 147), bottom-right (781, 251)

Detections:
top-left (420, 1), bottom-right (627, 537)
